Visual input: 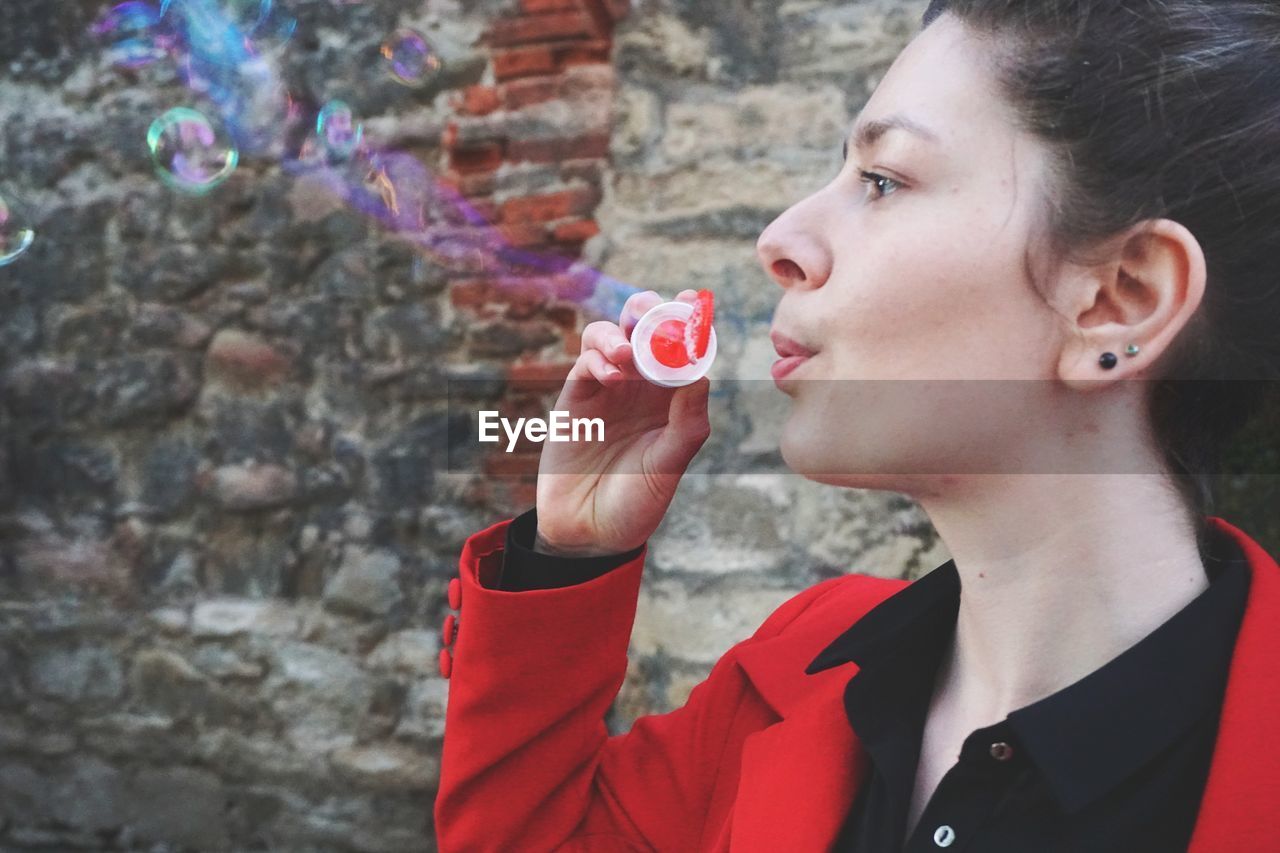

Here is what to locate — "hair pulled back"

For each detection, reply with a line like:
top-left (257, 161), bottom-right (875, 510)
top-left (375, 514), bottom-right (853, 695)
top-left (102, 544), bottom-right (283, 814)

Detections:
top-left (922, 0), bottom-right (1280, 549)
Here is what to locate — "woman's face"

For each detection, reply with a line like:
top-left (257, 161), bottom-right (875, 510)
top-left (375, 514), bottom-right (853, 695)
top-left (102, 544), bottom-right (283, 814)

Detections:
top-left (757, 15), bottom-right (1079, 490)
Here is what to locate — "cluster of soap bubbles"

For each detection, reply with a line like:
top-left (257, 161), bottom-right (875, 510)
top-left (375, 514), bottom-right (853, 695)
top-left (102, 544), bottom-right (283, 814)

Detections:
top-left (68, 0), bottom-right (639, 319)
top-left (88, 0), bottom-right (444, 195)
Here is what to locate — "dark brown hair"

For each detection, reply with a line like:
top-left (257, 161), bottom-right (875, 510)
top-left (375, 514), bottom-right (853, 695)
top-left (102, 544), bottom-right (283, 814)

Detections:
top-left (922, 0), bottom-right (1280, 554)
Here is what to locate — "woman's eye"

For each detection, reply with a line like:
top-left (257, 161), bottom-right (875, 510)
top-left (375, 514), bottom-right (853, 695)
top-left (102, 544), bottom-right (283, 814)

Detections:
top-left (858, 170), bottom-right (901, 201)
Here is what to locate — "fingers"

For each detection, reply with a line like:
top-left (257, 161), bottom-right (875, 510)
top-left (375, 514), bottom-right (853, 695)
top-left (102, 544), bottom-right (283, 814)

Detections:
top-left (619, 290), bottom-right (664, 339)
top-left (674, 289), bottom-right (698, 303)
top-left (563, 320), bottom-right (635, 403)
top-left (581, 320), bottom-right (633, 365)
top-left (580, 348), bottom-right (624, 385)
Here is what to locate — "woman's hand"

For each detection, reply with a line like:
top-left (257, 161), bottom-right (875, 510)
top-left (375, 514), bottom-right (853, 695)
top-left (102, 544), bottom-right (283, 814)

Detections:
top-left (533, 290), bottom-right (712, 557)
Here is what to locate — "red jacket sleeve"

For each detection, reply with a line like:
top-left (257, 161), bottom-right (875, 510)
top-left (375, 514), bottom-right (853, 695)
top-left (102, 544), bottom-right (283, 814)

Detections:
top-left (432, 517), bottom-right (847, 852)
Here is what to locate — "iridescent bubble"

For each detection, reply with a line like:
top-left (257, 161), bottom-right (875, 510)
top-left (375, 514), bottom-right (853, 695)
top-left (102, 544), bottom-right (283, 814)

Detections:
top-left (183, 53), bottom-right (294, 156)
top-left (91, 1), bottom-right (173, 69)
top-left (380, 28), bottom-right (443, 87)
top-left (229, 0), bottom-right (296, 51)
top-left (147, 107), bottom-right (239, 193)
top-left (316, 100), bottom-right (363, 161)
top-left (0, 196), bottom-right (35, 267)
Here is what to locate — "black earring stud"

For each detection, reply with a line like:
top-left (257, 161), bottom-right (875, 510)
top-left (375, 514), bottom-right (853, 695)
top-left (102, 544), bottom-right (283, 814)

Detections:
top-left (1099, 352), bottom-right (1118, 370)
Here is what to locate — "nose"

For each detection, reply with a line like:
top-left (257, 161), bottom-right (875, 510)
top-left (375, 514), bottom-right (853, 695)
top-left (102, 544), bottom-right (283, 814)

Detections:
top-left (756, 195), bottom-right (834, 290)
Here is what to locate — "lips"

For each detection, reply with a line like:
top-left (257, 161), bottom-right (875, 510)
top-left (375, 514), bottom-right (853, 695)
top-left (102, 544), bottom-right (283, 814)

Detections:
top-left (769, 329), bottom-right (818, 384)
top-left (770, 330), bottom-right (819, 360)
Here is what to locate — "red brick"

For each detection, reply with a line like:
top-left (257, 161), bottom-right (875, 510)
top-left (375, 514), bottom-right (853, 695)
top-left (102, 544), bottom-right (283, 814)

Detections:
top-left (450, 279), bottom-right (493, 311)
top-left (452, 276), bottom-right (557, 315)
top-left (499, 279), bottom-right (554, 317)
top-left (483, 452), bottom-right (543, 477)
top-left (466, 198), bottom-right (501, 222)
top-left (494, 47), bottom-right (558, 81)
top-left (546, 304), bottom-right (581, 330)
top-left (559, 158), bottom-right (605, 183)
top-left (577, 0), bottom-right (616, 36)
top-left (507, 133), bottom-right (611, 164)
top-left (455, 85), bottom-right (502, 117)
top-left (489, 12), bottom-right (595, 47)
top-left (497, 222), bottom-right (549, 248)
top-left (552, 218), bottom-right (600, 243)
top-left (520, 0), bottom-right (581, 12)
top-left (508, 360), bottom-right (573, 391)
top-left (440, 169), bottom-right (497, 197)
top-left (600, 0), bottom-right (631, 22)
top-left (560, 42), bottom-right (612, 67)
top-left (493, 39), bottom-right (613, 81)
top-left (447, 142), bottom-right (504, 174)
top-left (500, 76), bottom-right (561, 111)
top-left (501, 187), bottom-right (602, 223)
top-left (563, 327), bottom-right (583, 356)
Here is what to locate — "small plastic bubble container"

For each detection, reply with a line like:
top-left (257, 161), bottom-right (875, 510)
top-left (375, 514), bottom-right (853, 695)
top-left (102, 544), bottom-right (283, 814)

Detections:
top-left (631, 298), bottom-right (717, 388)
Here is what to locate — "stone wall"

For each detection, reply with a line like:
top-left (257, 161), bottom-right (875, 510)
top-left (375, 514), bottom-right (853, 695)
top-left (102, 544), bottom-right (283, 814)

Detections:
top-left (1, 0), bottom-right (1278, 850)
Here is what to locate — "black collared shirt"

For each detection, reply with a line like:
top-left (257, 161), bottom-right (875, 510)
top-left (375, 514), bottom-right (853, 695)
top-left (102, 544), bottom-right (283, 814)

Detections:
top-left (806, 523), bottom-right (1249, 852)
top-left (498, 508), bottom-right (1250, 852)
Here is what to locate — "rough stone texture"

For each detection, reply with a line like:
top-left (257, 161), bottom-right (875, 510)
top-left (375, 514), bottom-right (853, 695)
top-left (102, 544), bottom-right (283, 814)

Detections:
top-left (1, 0), bottom-right (1277, 850)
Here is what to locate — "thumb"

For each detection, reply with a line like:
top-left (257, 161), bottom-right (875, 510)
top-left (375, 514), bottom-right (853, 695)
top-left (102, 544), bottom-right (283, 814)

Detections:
top-left (649, 378), bottom-right (712, 475)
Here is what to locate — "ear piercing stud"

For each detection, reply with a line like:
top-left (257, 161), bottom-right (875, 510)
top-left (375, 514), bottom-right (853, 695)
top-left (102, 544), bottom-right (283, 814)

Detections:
top-left (1099, 344), bottom-right (1141, 370)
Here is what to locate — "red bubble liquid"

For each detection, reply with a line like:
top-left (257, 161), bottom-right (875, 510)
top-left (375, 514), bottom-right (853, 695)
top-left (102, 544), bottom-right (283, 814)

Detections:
top-left (650, 319), bottom-right (691, 368)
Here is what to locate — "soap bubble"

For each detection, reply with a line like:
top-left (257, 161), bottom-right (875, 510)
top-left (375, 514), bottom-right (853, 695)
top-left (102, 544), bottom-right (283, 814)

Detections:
top-left (227, 0), bottom-right (296, 51)
top-left (147, 107), bottom-right (239, 193)
top-left (380, 29), bottom-right (443, 87)
top-left (181, 52), bottom-right (294, 156)
top-left (91, 1), bottom-right (174, 69)
top-left (160, 0), bottom-right (252, 67)
top-left (0, 196), bottom-right (35, 267)
top-left (316, 100), bottom-right (363, 161)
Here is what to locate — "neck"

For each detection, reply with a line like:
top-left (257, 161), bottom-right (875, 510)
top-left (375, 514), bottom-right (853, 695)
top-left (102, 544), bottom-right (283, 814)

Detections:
top-left (919, 473), bottom-right (1208, 720)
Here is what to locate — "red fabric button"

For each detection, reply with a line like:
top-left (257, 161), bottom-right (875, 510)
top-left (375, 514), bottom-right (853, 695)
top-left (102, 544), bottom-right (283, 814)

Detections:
top-left (438, 648), bottom-right (453, 678)
top-left (448, 577), bottom-right (461, 610)
top-left (442, 614), bottom-right (457, 647)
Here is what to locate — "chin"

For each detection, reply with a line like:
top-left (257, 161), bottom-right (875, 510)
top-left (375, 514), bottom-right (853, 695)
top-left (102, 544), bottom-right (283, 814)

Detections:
top-left (779, 417), bottom-right (911, 492)
top-left (780, 422), bottom-right (850, 485)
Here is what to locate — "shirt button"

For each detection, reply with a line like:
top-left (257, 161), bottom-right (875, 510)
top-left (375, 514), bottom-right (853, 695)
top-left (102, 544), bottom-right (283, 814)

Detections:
top-left (989, 741), bottom-right (1015, 761)
top-left (441, 613), bottom-right (457, 647)
top-left (438, 648), bottom-right (453, 679)
top-left (448, 577), bottom-right (462, 610)
top-left (933, 825), bottom-right (956, 847)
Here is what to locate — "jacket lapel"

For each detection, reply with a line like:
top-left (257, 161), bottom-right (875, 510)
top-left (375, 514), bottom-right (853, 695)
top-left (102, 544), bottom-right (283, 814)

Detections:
top-left (727, 602), bottom-right (884, 852)
top-left (1188, 517), bottom-right (1280, 853)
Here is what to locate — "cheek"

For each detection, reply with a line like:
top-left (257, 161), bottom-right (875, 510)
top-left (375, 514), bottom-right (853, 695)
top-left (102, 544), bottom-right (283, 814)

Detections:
top-left (820, 218), bottom-right (1039, 378)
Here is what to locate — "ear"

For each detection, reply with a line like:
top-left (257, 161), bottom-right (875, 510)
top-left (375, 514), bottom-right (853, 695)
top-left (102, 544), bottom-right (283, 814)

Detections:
top-left (1057, 219), bottom-right (1207, 392)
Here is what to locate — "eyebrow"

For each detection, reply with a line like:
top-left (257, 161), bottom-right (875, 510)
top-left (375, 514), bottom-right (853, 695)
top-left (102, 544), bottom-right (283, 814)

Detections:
top-left (844, 114), bottom-right (941, 158)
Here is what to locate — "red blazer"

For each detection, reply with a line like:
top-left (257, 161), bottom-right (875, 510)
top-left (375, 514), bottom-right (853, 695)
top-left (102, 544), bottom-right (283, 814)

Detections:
top-left (433, 516), bottom-right (1280, 852)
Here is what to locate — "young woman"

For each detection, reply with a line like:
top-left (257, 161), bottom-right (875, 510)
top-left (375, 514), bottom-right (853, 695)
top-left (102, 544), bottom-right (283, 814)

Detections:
top-left (434, 2), bottom-right (1280, 850)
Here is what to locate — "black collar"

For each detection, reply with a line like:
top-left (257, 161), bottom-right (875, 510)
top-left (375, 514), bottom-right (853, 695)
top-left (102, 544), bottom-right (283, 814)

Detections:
top-left (805, 523), bottom-right (1250, 814)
